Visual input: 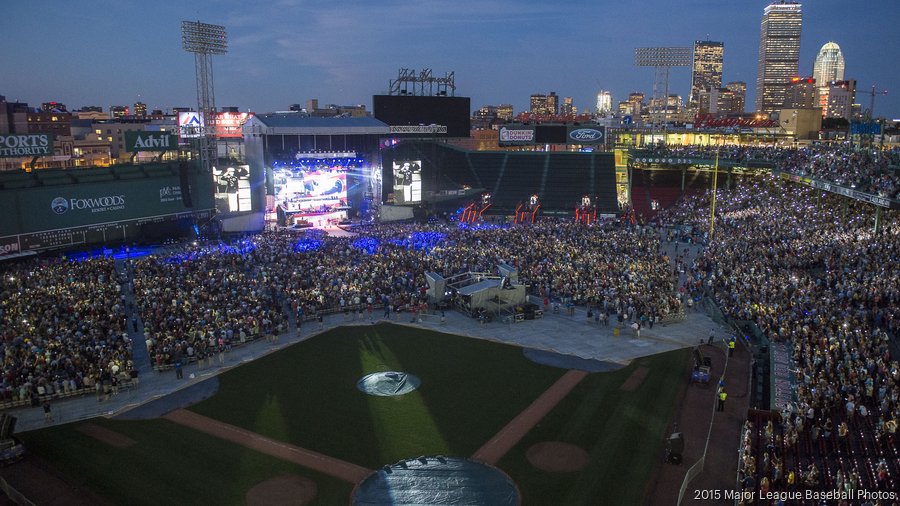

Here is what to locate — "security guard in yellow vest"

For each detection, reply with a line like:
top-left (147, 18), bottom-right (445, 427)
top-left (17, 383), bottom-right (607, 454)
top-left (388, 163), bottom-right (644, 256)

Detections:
top-left (728, 337), bottom-right (735, 357)
top-left (717, 389), bottom-right (727, 411)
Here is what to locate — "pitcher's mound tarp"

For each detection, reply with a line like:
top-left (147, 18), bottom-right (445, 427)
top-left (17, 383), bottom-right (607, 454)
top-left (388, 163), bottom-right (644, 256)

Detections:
top-left (357, 372), bottom-right (421, 397)
top-left (523, 348), bottom-right (624, 373)
top-left (353, 456), bottom-right (519, 505)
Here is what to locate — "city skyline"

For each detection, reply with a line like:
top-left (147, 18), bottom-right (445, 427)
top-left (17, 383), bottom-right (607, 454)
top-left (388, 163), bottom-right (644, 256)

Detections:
top-left (2, 0), bottom-right (899, 118)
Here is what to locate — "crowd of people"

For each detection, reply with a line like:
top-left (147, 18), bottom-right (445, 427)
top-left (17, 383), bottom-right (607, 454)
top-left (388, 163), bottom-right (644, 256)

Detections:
top-left (0, 257), bottom-right (133, 405)
top-left (133, 241), bottom-right (289, 370)
top-left (641, 143), bottom-right (795, 164)
top-left (661, 173), bottom-right (899, 493)
top-left (644, 143), bottom-right (900, 200)
top-left (780, 146), bottom-right (900, 199)
top-left (127, 219), bottom-right (682, 367)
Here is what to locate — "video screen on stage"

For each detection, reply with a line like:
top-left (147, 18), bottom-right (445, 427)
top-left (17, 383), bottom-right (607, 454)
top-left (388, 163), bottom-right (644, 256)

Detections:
top-left (272, 162), bottom-right (349, 215)
top-left (392, 160), bottom-right (422, 204)
top-left (213, 165), bottom-right (252, 212)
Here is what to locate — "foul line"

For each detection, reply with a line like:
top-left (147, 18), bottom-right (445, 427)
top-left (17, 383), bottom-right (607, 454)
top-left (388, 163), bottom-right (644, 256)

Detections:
top-left (472, 369), bottom-right (589, 465)
top-left (164, 409), bottom-right (372, 484)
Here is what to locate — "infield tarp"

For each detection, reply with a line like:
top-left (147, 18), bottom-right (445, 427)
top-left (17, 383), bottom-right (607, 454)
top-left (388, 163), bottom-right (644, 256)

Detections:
top-left (353, 457), bottom-right (519, 505)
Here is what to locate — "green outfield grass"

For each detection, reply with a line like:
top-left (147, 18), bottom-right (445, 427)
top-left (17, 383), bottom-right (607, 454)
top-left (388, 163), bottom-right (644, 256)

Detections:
top-left (497, 348), bottom-right (691, 505)
top-left (18, 418), bottom-right (353, 506)
top-left (17, 324), bottom-right (691, 505)
top-left (188, 323), bottom-right (566, 468)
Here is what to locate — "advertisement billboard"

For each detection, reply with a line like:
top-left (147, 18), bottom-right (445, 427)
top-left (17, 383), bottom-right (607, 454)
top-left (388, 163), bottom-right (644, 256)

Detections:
top-left (213, 165), bottom-right (252, 212)
top-left (498, 126), bottom-right (535, 146)
top-left (567, 126), bottom-right (606, 145)
top-left (124, 131), bottom-right (178, 152)
top-left (392, 160), bottom-right (422, 204)
top-left (217, 112), bottom-right (251, 138)
top-left (0, 134), bottom-right (55, 157)
top-left (7, 176), bottom-right (210, 235)
top-left (178, 111), bottom-right (204, 138)
top-left (373, 95), bottom-right (471, 138)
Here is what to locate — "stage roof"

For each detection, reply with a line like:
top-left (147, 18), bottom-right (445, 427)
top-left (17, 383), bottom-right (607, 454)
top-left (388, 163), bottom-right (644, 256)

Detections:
top-left (243, 114), bottom-right (390, 136)
top-left (456, 279), bottom-right (500, 296)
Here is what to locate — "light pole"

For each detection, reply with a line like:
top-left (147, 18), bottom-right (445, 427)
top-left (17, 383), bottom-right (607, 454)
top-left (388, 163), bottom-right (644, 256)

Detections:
top-left (708, 132), bottom-right (723, 241)
top-left (181, 20), bottom-right (227, 174)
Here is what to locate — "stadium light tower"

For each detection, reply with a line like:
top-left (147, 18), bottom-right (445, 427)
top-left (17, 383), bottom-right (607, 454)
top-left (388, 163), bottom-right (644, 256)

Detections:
top-left (634, 47), bottom-right (691, 134)
top-left (182, 20), bottom-right (227, 174)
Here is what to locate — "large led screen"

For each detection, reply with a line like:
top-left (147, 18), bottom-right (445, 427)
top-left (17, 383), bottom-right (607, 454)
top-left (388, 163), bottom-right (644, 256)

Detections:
top-left (273, 166), bottom-right (348, 213)
top-left (392, 160), bottom-right (422, 204)
top-left (213, 165), bottom-right (252, 212)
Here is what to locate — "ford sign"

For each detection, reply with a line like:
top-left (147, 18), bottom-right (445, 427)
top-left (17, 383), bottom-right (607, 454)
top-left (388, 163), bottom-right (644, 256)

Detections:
top-left (568, 128), bottom-right (604, 143)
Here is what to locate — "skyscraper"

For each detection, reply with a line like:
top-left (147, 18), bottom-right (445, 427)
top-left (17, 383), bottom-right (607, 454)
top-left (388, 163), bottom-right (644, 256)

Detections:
top-left (596, 91), bottom-right (612, 115)
top-left (813, 42), bottom-right (845, 116)
top-left (560, 96), bottom-right (574, 116)
top-left (755, 1), bottom-right (803, 116)
top-left (690, 40), bottom-right (724, 109)
top-left (812, 42), bottom-right (845, 84)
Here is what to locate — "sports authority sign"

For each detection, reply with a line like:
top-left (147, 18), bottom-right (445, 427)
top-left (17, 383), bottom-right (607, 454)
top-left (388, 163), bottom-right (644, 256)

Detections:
top-left (124, 131), bottom-right (178, 152)
top-left (0, 134), bottom-right (55, 157)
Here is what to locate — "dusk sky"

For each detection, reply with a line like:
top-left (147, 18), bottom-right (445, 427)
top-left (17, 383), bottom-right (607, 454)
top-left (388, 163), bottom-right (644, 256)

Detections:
top-left (3, 0), bottom-right (898, 118)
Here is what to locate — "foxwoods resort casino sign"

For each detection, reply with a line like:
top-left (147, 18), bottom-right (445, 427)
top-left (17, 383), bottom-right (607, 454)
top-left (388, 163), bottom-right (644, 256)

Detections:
top-left (51, 195), bottom-right (126, 215)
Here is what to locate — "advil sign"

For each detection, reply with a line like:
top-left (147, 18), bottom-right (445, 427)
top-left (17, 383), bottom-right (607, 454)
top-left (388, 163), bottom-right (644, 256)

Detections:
top-left (124, 132), bottom-right (178, 152)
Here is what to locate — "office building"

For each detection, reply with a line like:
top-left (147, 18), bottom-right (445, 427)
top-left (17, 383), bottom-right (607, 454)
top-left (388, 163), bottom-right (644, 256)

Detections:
top-left (560, 97), bottom-right (575, 116)
top-left (40, 101), bottom-right (67, 112)
top-left (109, 105), bottom-right (129, 118)
top-left (529, 92), bottom-right (559, 115)
top-left (725, 82), bottom-right (747, 114)
top-left (134, 102), bottom-right (148, 117)
top-left (784, 77), bottom-right (817, 109)
top-left (823, 79), bottom-right (856, 120)
top-left (546, 92), bottom-right (559, 115)
top-left (813, 42), bottom-right (845, 116)
top-left (596, 91), bottom-right (612, 115)
top-left (690, 40), bottom-right (724, 108)
top-left (628, 93), bottom-right (645, 118)
top-left (529, 94), bottom-right (547, 115)
top-left (812, 42), bottom-right (844, 84)
top-left (755, 1), bottom-right (803, 116)
top-left (496, 104), bottom-right (514, 121)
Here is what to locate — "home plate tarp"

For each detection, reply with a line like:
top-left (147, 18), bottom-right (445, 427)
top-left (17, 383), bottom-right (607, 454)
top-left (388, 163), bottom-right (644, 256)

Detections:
top-left (352, 457), bottom-right (519, 505)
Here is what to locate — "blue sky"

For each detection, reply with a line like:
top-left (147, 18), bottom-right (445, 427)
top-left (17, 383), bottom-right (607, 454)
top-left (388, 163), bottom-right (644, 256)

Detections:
top-left (2, 0), bottom-right (898, 118)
